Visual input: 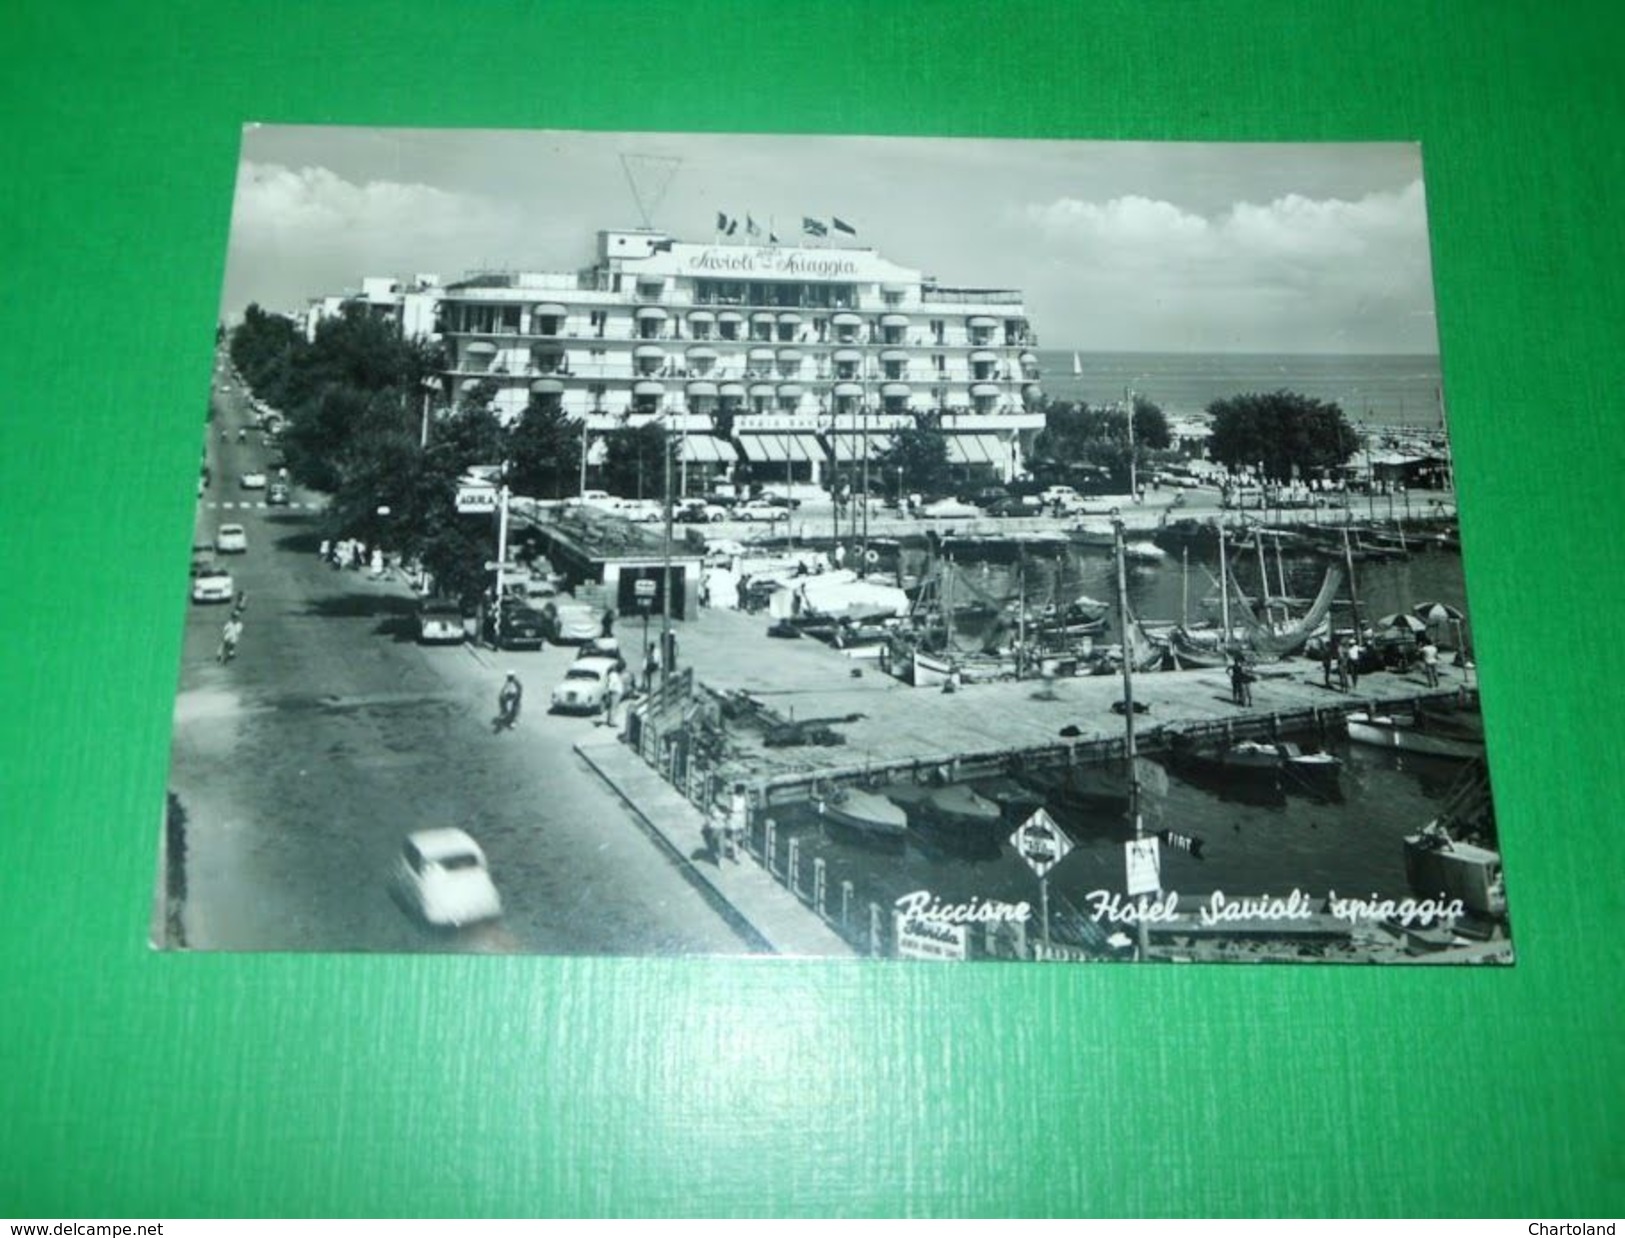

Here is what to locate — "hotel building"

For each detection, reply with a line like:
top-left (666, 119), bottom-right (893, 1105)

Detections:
top-left (427, 229), bottom-right (1046, 488)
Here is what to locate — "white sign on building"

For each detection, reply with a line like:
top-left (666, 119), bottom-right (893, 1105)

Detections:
top-left (456, 486), bottom-right (498, 514)
top-left (895, 915), bottom-right (968, 961)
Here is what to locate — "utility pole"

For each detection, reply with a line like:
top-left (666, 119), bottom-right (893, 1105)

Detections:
top-left (578, 419), bottom-right (589, 499)
top-left (1113, 519), bottom-right (1149, 960)
top-left (660, 423), bottom-right (674, 685)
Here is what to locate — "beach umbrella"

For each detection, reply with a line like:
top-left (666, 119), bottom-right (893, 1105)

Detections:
top-left (1413, 601), bottom-right (1465, 623)
top-left (1377, 612), bottom-right (1428, 633)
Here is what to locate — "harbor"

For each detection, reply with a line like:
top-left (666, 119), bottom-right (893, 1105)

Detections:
top-left (562, 500), bottom-right (1507, 965)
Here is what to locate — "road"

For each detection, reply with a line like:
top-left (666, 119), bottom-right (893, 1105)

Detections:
top-left (166, 363), bottom-right (754, 955)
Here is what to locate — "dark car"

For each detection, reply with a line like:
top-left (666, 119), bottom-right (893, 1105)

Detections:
top-left (962, 486), bottom-right (1013, 510)
top-left (266, 481), bottom-right (291, 506)
top-left (484, 602), bottom-right (548, 650)
top-left (987, 496), bottom-right (1043, 517)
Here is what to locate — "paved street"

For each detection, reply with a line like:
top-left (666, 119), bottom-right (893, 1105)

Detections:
top-left (166, 372), bottom-right (753, 954)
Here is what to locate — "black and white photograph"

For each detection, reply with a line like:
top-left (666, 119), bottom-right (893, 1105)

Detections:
top-left (159, 125), bottom-right (1509, 963)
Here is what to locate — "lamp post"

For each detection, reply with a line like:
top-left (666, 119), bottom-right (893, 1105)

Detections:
top-left (660, 414), bottom-right (674, 686)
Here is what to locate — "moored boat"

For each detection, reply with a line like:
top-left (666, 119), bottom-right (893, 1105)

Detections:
top-left (817, 786), bottom-right (909, 838)
top-left (883, 781), bottom-right (1003, 830)
top-left (1344, 710), bottom-right (1485, 760)
top-left (1404, 828), bottom-right (1507, 918)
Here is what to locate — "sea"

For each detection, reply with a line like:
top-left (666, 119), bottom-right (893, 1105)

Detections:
top-left (1036, 351), bottom-right (1446, 429)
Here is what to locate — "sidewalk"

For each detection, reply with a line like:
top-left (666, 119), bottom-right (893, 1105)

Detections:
top-left (573, 729), bottom-right (858, 958)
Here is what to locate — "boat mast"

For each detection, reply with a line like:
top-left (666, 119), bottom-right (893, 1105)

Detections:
top-left (1254, 531), bottom-right (1272, 629)
top-left (1218, 517), bottom-right (1231, 646)
top-left (1273, 534), bottom-right (1289, 613)
top-left (1341, 527), bottom-right (1363, 637)
top-left (1181, 546), bottom-right (1189, 627)
top-left (1016, 543), bottom-right (1027, 680)
top-left (1113, 519), bottom-right (1149, 960)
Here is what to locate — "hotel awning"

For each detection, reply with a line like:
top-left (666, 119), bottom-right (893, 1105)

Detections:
top-left (633, 380), bottom-right (665, 396)
top-left (532, 302), bottom-right (567, 317)
top-left (832, 312), bottom-right (862, 326)
top-left (833, 348), bottom-right (862, 363)
top-left (1022, 383), bottom-right (1043, 401)
top-left (778, 383), bottom-right (805, 398)
top-left (634, 344), bottom-right (665, 359)
top-left (945, 435), bottom-right (995, 465)
top-left (831, 433), bottom-right (893, 462)
top-left (530, 378), bottom-right (565, 394)
top-left (750, 310), bottom-right (777, 323)
top-left (880, 382), bottom-right (911, 398)
top-left (686, 346), bottom-right (718, 360)
top-left (880, 313), bottom-right (909, 327)
top-left (1019, 351), bottom-right (1038, 365)
top-left (777, 348), bottom-right (803, 363)
top-left (687, 309), bottom-right (715, 323)
top-left (970, 350), bottom-right (999, 364)
top-left (465, 341), bottom-right (497, 354)
top-left (785, 434), bottom-right (825, 462)
top-left (970, 382), bottom-right (1002, 398)
top-left (687, 381), bottom-right (719, 397)
top-left (748, 383), bottom-right (776, 398)
top-left (777, 312), bottom-right (802, 325)
top-left (635, 306), bottom-right (668, 320)
top-left (967, 315), bottom-right (997, 328)
top-left (879, 349), bottom-right (909, 363)
top-left (881, 283), bottom-right (910, 295)
top-left (717, 310), bottom-right (744, 323)
top-left (737, 435), bottom-right (774, 462)
top-left (832, 382), bottom-right (864, 398)
top-left (719, 382), bottom-right (747, 398)
top-left (748, 346), bottom-right (776, 361)
top-left (678, 436), bottom-right (738, 464)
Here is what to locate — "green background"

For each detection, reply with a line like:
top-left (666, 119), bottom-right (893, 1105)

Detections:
top-left (2, 0), bottom-right (1621, 1218)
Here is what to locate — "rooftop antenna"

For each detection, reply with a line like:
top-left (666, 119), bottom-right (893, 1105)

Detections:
top-left (620, 153), bottom-right (682, 231)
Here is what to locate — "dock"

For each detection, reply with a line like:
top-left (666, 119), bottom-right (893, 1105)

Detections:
top-left (626, 604), bottom-right (1476, 808)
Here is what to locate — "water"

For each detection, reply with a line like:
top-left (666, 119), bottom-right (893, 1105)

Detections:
top-left (1036, 350), bottom-right (1446, 428)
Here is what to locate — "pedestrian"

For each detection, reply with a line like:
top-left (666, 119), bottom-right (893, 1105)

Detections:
top-left (600, 661), bottom-right (624, 728)
top-left (1346, 640), bottom-right (1363, 691)
top-left (1229, 654), bottom-right (1253, 706)
top-left (319, 538), bottom-right (331, 564)
top-left (834, 542), bottom-right (847, 571)
top-left (601, 606), bottom-right (616, 638)
top-left (1420, 637), bottom-right (1440, 687)
top-left (369, 547), bottom-right (384, 577)
top-left (218, 615), bottom-right (243, 664)
top-left (231, 591), bottom-right (247, 618)
top-left (1322, 637), bottom-right (1337, 689)
top-left (1336, 641), bottom-right (1351, 693)
top-left (496, 672), bottom-right (522, 732)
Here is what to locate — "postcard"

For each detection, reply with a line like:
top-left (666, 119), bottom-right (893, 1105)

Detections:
top-left (157, 126), bottom-right (1509, 963)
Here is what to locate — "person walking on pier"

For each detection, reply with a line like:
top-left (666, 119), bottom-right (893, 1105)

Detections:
top-left (1420, 637), bottom-right (1440, 688)
top-left (1335, 641), bottom-right (1352, 694)
top-left (1322, 637), bottom-right (1338, 690)
top-left (600, 661), bottom-right (624, 729)
top-left (1229, 653), bottom-right (1253, 707)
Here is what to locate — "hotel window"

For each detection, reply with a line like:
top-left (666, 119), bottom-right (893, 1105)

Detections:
top-left (752, 321), bottom-right (773, 342)
top-left (881, 326), bottom-right (905, 345)
top-left (588, 383), bottom-right (607, 410)
top-left (883, 362), bottom-right (906, 381)
top-left (691, 321), bottom-right (712, 341)
top-left (932, 354), bottom-right (946, 376)
top-left (588, 348), bottom-right (607, 374)
top-left (836, 362), bottom-right (858, 381)
top-left (590, 311), bottom-right (606, 338)
top-left (719, 320), bottom-right (740, 341)
top-left (930, 319), bottom-right (945, 345)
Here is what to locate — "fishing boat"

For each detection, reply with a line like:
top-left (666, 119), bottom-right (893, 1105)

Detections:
top-left (1344, 710), bottom-right (1484, 760)
top-left (1404, 830), bottom-right (1507, 918)
top-left (1173, 739), bottom-right (1342, 784)
top-left (883, 780), bottom-right (1003, 828)
top-left (816, 785), bottom-right (908, 839)
top-left (1124, 540), bottom-right (1167, 563)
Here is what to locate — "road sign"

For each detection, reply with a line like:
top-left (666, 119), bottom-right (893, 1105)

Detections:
top-left (1124, 837), bottom-right (1162, 897)
top-left (456, 486), bottom-right (498, 514)
top-left (1011, 808), bottom-right (1072, 879)
top-left (634, 579), bottom-right (657, 598)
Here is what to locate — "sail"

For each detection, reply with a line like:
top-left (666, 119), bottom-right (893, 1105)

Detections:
top-left (1238, 565), bottom-right (1343, 655)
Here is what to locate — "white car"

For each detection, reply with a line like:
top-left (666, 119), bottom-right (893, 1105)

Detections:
top-left (216, 523), bottom-right (247, 554)
top-left (191, 567), bottom-right (235, 604)
top-left (550, 656), bottom-right (619, 714)
top-left (391, 829), bottom-right (502, 928)
top-left (918, 497), bottom-right (982, 518)
top-left (735, 499), bottom-right (783, 521)
top-left (240, 471), bottom-right (267, 490)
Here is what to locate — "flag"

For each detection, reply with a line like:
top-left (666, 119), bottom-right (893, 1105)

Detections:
top-left (832, 216), bottom-right (856, 235)
top-left (803, 217), bottom-right (828, 237)
top-left (769, 230), bottom-right (779, 244)
top-left (746, 215), bottom-right (760, 237)
top-left (726, 218), bottom-right (739, 236)
top-left (715, 211), bottom-right (728, 232)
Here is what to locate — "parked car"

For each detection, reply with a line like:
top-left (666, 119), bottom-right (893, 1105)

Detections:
top-left (485, 602), bottom-right (548, 650)
top-left (216, 523), bottom-right (247, 554)
top-left (191, 567), bottom-right (235, 604)
top-left (918, 497), bottom-right (982, 519)
top-left (549, 656), bottom-right (620, 715)
top-left (677, 503), bottom-right (728, 524)
top-left (735, 499), bottom-right (784, 521)
top-left (266, 481), bottom-right (291, 506)
top-left (987, 496), bottom-right (1043, 518)
top-left (542, 597), bottom-right (601, 645)
top-left (416, 599), bottom-right (466, 645)
top-left (239, 471), bottom-right (267, 490)
top-left (390, 828), bottom-right (502, 928)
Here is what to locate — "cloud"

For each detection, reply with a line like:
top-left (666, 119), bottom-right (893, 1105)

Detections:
top-left (231, 161), bottom-right (514, 245)
top-left (1014, 180), bottom-right (1434, 350)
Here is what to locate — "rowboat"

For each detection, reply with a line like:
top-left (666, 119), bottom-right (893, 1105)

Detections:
top-left (883, 781), bottom-right (1003, 830)
top-left (817, 786), bottom-right (908, 838)
top-left (1345, 711), bottom-right (1484, 760)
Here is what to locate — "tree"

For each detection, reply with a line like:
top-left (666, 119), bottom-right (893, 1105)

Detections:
top-left (875, 427), bottom-right (951, 498)
top-left (602, 423), bottom-right (668, 500)
top-left (507, 401), bottom-right (583, 500)
top-left (1207, 391), bottom-right (1358, 480)
top-left (1131, 396), bottom-right (1171, 451)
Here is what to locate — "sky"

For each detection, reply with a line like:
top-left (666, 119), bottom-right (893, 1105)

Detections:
top-left (220, 126), bottom-right (1440, 355)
